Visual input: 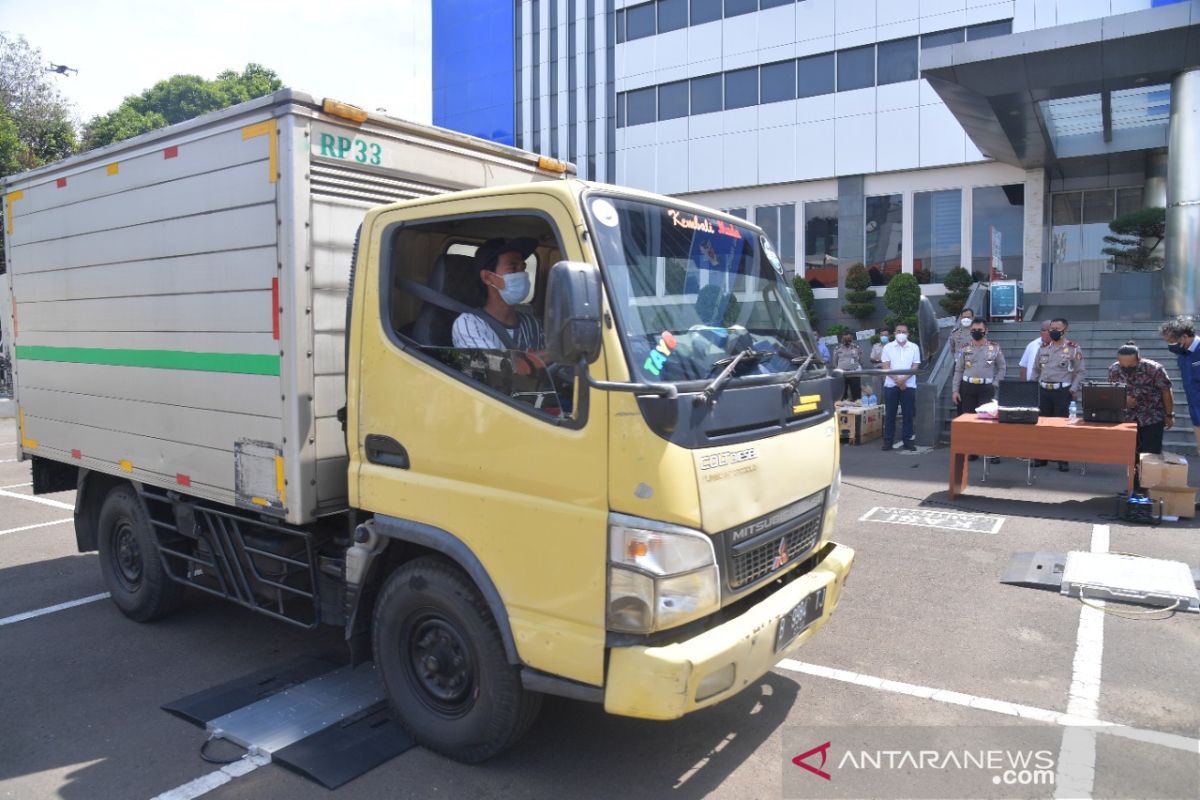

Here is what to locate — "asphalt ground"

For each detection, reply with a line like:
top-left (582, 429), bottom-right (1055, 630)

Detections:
top-left (1, 425), bottom-right (1198, 800)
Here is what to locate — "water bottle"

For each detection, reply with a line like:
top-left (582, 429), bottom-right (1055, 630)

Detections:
top-left (1068, 401), bottom-right (1077, 423)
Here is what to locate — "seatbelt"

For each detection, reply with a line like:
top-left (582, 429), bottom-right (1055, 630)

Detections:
top-left (394, 275), bottom-right (520, 351)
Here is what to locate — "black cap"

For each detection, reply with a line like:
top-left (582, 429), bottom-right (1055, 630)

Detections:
top-left (475, 237), bottom-right (537, 271)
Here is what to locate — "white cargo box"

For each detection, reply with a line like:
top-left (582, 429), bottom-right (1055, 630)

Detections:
top-left (3, 89), bottom-right (569, 524)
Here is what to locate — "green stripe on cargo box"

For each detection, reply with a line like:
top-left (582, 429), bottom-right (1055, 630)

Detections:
top-left (15, 345), bottom-right (280, 376)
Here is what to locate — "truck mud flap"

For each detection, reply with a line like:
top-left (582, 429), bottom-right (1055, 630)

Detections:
top-left (163, 655), bottom-right (413, 789)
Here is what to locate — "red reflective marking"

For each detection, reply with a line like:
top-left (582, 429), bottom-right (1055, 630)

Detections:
top-left (272, 277), bottom-right (280, 340)
top-left (176, 474), bottom-right (191, 487)
top-left (71, 449), bottom-right (81, 459)
top-left (56, 178), bottom-right (67, 188)
top-left (163, 146), bottom-right (179, 159)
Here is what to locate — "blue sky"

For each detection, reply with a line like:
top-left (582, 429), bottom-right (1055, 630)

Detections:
top-left (1, 0), bottom-right (432, 125)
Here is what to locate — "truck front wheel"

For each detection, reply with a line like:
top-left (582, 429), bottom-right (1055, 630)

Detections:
top-left (372, 557), bottom-right (541, 762)
top-left (96, 485), bottom-right (183, 622)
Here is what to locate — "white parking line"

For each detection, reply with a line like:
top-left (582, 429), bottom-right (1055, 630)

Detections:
top-left (775, 659), bottom-right (1198, 755)
top-left (0, 458), bottom-right (17, 463)
top-left (150, 752), bottom-right (270, 800)
top-left (0, 592), bottom-right (110, 627)
top-left (0, 487), bottom-right (73, 510)
top-left (0, 481), bottom-right (32, 489)
top-left (0, 518), bottom-right (72, 536)
top-left (1054, 524), bottom-right (1110, 799)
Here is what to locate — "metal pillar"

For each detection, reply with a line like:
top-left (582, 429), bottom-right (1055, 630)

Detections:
top-left (1165, 69), bottom-right (1200, 315)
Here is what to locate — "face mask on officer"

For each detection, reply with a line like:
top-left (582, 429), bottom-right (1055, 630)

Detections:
top-left (959, 316), bottom-right (973, 328)
top-left (1049, 329), bottom-right (1064, 342)
top-left (970, 330), bottom-right (985, 341)
top-left (880, 335), bottom-right (889, 344)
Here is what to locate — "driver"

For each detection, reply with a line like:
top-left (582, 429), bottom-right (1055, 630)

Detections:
top-left (452, 237), bottom-right (546, 355)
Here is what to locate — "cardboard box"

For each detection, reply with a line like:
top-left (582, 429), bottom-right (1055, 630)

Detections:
top-left (839, 405), bottom-right (883, 445)
top-left (1147, 486), bottom-right (1196, 519)
top-left (1139, 453), bottom-right (1190, 489)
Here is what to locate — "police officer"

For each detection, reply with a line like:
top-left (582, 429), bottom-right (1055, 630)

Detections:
top-left (953, 318), bottom-right (1005, 462)
top-left (949, 307), bottom-right (976, 354)
top-left (1032, 317), bottom-right (1086, 471)
top-left (834, 332), bottom-right (863, 400)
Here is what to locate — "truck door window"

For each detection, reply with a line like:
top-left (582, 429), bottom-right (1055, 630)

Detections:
top-left (383, 214), bottom-right (579, 422)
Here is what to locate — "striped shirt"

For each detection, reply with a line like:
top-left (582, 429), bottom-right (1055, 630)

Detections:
top-left (451, 312), bottom-right (544, 351)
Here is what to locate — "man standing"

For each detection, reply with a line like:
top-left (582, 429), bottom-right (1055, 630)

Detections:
top-left (1019, 321), bottom-right (1052, 381)
top-left (881, 322), bottom-right (920, 452)
top-left (1031, 317), bottom-right (1085, 472)
top-left (834, 333), bottom-right (863, 400)
top-left (1160, 315), bottom-right (1200, 452)
top-left (953, 318), bottom-right (1006, 463)
top-left (948, 307), bottom-right (975, 354)
top-left (1107, 342), bottom-right (1172, 457)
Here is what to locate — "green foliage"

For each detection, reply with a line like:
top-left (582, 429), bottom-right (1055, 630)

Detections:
top-left (792, 274), bottom-right (818, 329)
top-left (1102, 207), bottom-right (1165, 272)
top-left (842, 262), bottom-right (876, 320)
top-left (883, 273), bottom-right (922, 334)
top-left (82, 63), bottom-right (282, 150)
top-left (825, 323), bottom-right (851, 338)
top-left (938, 266), bottom-right (973, 316)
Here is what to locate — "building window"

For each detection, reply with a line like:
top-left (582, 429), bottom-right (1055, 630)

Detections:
top-left (973, 184), bottom-right (1025, 282)
top-left (725, 67), bottom-right (758, 110)
top-left (760, 0), bottom-right (794, 8)
top-left (616, 9), bottom-right (626, 43)
top-left (626, 2), bottom-right (656, 40)
top-left (691, 73), bottom-right (723, 114)
top-left (725, 207), bottom-right (748, 219)
top-left (659, 80), bottom-right (689, 120)
top-left (616, 93), bottom-right (626, 128)
top-left (797, 53), bottom-right (835, 98)
top-left (1049, 187), bottom-right (1142, 292)
top-left (724, 0), bottom-right (757, 18)
top-left (877, 37), bottom-right (918, 85)
top-left (658, 0), bottom-right (688, 33)
top-left (626, 86), bottom-right (657, 126)
top-left (756, 204), bottom-right (796, 276)
top-left (920, 28), bottom-right (963, 49)
top-left (803, 200), bottom-right (839, 289)
top-left (690, 0), bottom-right (722, 25)
top-left (967, 19), bottom-right (1012, 41)
top-left (760, 60), bottom-right (796, 104)
top-left (913, 189), bottom-right (962, 285)
top-left (865, 194), bottom-right (903, 286)
top-left (837, 45), bottom-right (875, 92)
top-left (1116, 186), bottom-right (1144, 217)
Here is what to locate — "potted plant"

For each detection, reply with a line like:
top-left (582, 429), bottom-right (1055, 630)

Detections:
top-left (842, 263), bottom-right (876, 323)
top-left (939, 266), bottom-right (972, 317)
top-left (883, 273), bottom-right (921, 334)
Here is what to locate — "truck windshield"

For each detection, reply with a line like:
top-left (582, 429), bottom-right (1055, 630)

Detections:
top-left (586, 194), bottom-right (817, 385)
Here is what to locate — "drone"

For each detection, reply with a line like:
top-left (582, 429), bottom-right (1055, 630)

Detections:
top-left (47, 63), bottom-right (78, 76)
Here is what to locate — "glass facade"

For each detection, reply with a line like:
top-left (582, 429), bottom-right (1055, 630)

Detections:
top-left (1049, 187), bottom-right (1143, 291)
top-left (432, 0), bottom-right (515, 146)
top-left (913, 189), bottom-right (962, 285)
top-left (972, 184), bottom-right (1025, 282)
top-left (864, 195), bottom-right (903, 286)
top-left (803, 200), bottom-right (839, 289)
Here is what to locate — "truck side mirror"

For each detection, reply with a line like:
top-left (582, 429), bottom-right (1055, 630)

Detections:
top-left (918, 296), bottom-right (940, 362)
top-left (545, 260), bottom-right (603, 365)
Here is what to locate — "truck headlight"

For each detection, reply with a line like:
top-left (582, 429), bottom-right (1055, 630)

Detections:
top-left (607, 514), bottom-right (720, 634)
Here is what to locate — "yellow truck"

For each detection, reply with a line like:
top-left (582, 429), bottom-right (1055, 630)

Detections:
top-left (4, 91), bottom-right (866, 762)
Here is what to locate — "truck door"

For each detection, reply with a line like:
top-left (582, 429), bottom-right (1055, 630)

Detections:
top-left (350, 193), bottom-right (609, 687)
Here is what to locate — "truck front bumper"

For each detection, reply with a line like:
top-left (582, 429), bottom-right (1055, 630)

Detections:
top-left (604, 541), bottom-right (854, 720)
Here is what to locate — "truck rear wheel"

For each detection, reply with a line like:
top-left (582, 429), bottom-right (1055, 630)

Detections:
top-left (372, 557), bottom-right (541, 762)
top-left (96, 485), bottom-right (183, 622)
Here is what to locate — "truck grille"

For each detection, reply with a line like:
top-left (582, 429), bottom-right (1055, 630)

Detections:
top-left (728, 515), bottom-right (822, 590)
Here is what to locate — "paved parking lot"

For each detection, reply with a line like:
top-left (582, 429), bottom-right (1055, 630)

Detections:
top-left (1, 425), bottom-right (1198, 800)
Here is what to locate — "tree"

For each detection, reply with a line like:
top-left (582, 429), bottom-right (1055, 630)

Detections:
top-left (1102, 207), bottom-right (1165, 272)
top-left (793, 274), bottom-right (818, 330)
top-left (825, 323), bottom-right (851, 338)
top-left (939, 266), bottom-right (973, 316)
top-left (842, 263), bottom-right (876, 321)
top-left (883, 273), bottom-right (922, 334)
top-left (82, 63), bottom-right (282, 150)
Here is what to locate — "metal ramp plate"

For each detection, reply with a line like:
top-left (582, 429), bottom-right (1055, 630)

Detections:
top-left (163, 654), bottom-right (345, 726)
top-left (1000, 551), bottom-right (1067, 591)
top-left (1060, 551), bottom-right (1199, 612)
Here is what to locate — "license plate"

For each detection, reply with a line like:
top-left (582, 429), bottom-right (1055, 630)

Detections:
top-left (774, 586), bottom-right (827, 653)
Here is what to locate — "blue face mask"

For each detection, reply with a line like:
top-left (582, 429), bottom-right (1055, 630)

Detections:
top-left (880, 336), bottom-right (889, 344)
top-left (496, 271), bottom-right (530, 305)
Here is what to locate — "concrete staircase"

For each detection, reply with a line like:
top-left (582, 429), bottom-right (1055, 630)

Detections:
top-left (934, 320), bottom-right (1195, 454)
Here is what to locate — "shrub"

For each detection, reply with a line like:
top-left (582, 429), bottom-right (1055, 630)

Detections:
top-left (883, 273), bottom-right (922, 334)
top-left (825, 323), bottom-right (851, 338)
top-left (793, 274), bottom-right (818, 329)
top-left (1102, 207), bottom-right (1165, 271)
top-left (841, 263), bottom-right (876, 321)
top-left (939, 266), bottom-right (973, 316)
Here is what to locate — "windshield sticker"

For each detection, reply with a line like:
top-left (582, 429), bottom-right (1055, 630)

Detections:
top-left (591, 198), bottom-right (619, 227)
top-left (668, 209), bottom-right (742, 240)
top-left (643, 330), bottom-right (677, 377)
top-left (762, 237), bottom-right (783, 272)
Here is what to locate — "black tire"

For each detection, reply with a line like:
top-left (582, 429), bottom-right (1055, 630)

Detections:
top-left (372, 557), bottom-right (541, 763)
top-left (96, 485), bottom-right (183, 622)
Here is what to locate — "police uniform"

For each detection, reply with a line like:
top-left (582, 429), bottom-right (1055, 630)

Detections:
top-left (953, 338), bottom-right (1006, 415)
top-left (949, 323), bottom-right (974, 355)
top-left (834, 342), bottom-right (863, 400)
top-left (1032, 337), bottom-right (1086, 469)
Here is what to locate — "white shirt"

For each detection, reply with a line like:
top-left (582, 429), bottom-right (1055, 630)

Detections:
top-left (1019, 337), bottom-right (1045, 380)
top-left (451, 312), bottom-right (544, 351)
top-left (881, 340), bottom-right (920, 388)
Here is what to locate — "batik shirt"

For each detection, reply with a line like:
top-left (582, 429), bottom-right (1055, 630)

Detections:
top-left (1107, 358), bottom-right (1171, 426)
